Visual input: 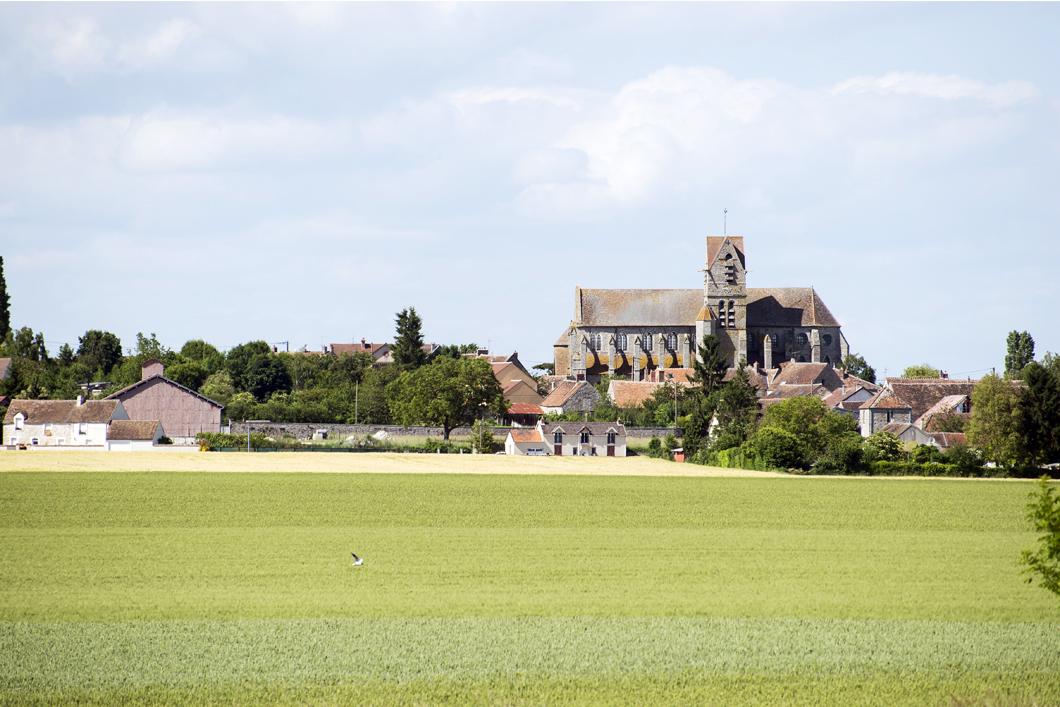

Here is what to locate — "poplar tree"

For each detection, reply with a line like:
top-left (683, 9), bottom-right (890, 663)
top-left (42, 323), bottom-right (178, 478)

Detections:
top-left (0, 256), bottom-right (10, 341)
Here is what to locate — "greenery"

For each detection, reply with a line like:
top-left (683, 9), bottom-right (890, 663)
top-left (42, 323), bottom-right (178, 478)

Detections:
top-left (0, 472), bottom-right (1056, 704)
top-left (0, 255), bottom-right (9, 341)
top-left (901, 363), bottom-right (940, 379)
top-left (388, 357), bottom-right (505, 440)
top-left (693, 333), bottom-right (726, 395)
top-left (76, 329), bottom-right (123, 377)
top-left (967, 373), bottom-right (1023, 468)
top-left (841, 352), bottom-right (876, 383)
top-left (1005, 330), bottom-right (1036, 379)
top-left (1017, 362), bottom-right (1060, 468)
top-left (1020, 477), bottom-right (1060, 598)
top-left (392, 306), bottom-right (426, 368)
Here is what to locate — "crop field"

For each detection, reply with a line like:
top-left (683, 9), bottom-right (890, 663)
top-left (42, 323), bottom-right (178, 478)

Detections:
top-left (0, 462), bottom-right (1058, 705)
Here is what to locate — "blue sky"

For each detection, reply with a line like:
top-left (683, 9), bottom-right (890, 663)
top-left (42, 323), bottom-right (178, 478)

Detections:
top-left (2, 2), bottom-right (1058, 378)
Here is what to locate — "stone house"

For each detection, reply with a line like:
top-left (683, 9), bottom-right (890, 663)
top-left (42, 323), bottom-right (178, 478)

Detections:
top-left (105, 360), bottom-right (223, 444)
top-left (915, 394), bottom-right (971, 431)
top-left (540, 381), bottom-right (601, 416)
top-left (540, 421), bottom-right (627, 457)
top-left (859, 390), bottom-right (913, 437)
top-left (2, 398), bottom-right (155, 449)
top-left (505, 402), bottom-right (544, 428)
top-left (554, 236), bottom-right (849, 381)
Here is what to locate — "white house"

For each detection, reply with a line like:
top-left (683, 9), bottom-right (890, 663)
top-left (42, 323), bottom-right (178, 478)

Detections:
top-left (504, 427), bottom-right (548, 456)
top-left (2, 398), bottom-right (163, 450)
top-left (505, 420), bottom-right (627, 457)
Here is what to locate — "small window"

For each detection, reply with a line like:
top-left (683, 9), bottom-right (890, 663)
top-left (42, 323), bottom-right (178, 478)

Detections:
top-left (580, 431), bottom-right (590, 444)
top-left (724, 252), bottom-right (732, 260)
top-left (553, 431), bottom-right (563, 444)
top-left (770, 334), bottom-right (778, 346)
top-left (590, 333), bottom-right (601, 351)
top-left (14, 413), bottom-right (24, 431)
top-left (796, 333), bottom-right (808, 346)
top-left (607, 432), bottom-right (616, 445)
top-left (822, 334), bottom-right (833, 346)
top-left (666, 333), bottom-right (677, 350)
top-left (616, 333), bottom-right (627, 352)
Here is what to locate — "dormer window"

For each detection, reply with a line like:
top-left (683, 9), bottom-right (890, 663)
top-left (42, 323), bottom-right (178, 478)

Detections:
top-left (580, 431), bottom-right (590, 444)
top-left (13, 413), bottom-right (24, 431)
top-left (607, 432), bottom-right (617, 445)
top-left (553, 431), bottom-right (563, 444)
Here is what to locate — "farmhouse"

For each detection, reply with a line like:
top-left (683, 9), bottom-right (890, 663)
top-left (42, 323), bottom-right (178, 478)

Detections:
top-left (859, 377), bottom-right (978, 437)
top-left (554, 236), bottom-right (849, 381)
top-left (105, 360), bottom-right (223, 444)
top-left (505, 420), bottom-right (627, 457)
top-left (540, 380), bottom-right (600, 416)
top-left (2, 397), bottom-right (164, 450)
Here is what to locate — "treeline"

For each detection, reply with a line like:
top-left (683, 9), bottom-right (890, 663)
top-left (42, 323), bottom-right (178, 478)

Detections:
top-left (0, 308), bottom-right (503, 437)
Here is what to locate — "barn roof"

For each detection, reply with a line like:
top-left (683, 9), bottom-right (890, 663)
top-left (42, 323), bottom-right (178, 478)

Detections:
top-left (108, 419), bottom-right (162, 441)
top-left (106, 374), bottom-right (224, 410)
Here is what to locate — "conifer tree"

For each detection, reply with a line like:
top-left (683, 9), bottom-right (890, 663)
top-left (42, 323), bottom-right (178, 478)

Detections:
top-left (392, 307), bottom-right (427, 368)
top-left (693, 333), bottom-right (727, 397)
top-left (0, 256), bottom-right (10, 341)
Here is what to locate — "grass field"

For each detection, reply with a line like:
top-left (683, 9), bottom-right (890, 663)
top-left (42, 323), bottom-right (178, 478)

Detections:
top-left (1, 458), bottom-right (1057, 704)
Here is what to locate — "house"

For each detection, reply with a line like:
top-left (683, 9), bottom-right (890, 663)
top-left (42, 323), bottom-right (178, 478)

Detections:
top-left (105, 360), bottom-right (223, 444)
top-left (106, 420), bottom-right (166, 450)
top-left (608, 380), bottom-right (665, 409)
top-left (505, 402), bottom-right (544, 427)
top-left (885, 378), bottom-right (977, 423)
top-left (540, 380), bottom-right (600, 416)
top-left (880, 421), bottom-right (937, 447)
top-left (928, 432), bottom-right (968, 449)
top-left (2, 397), bottom-right (158, 449)
top-left (859, 390), bottom-right (913, 437)
top-left (822, 384), bottom-right (878, 419)
top-left (915, 394), bottom-right (971, 431)
top-left (504, 427), bottom-right (548, 455)
top-left (541, 421), bottom-right (626, 457)
top-left (329, 339), bottom-right (441, 365)
top-left (554, 236), bottom-right (850, 381)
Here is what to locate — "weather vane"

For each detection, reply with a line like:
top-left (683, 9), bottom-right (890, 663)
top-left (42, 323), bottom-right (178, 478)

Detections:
top-left (723, 208), bottom-right (728, 236)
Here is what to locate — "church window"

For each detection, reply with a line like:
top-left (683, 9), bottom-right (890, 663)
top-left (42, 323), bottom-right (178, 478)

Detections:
top-left (666, 333), bottom-right (677, 350)
top-left (717, 300), bottom-right (726, 328)
top-left (590, 333), bottom-right (602, 350)
top-left (727, 300), bottom-right (735, 327)
top-left (616, 333), bottom-right (627, 352)
top-left (770, 334), bottom-right (778, 346)
top-left (822, 334), bottom-right (833, 346)
top-left (797, 333), bottom-right (808, 346)
top-left (642, 334), bottom-right (653, 351)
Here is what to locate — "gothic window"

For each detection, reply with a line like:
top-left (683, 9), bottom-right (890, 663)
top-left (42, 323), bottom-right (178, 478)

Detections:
top-left (822, 334), bottom-right (833, 346)
top-left (590, 333), bottom-right (602, 350)
top-left (580, 431), bottom-right (590, 444)
top-left (796, 333), bottom-right (808, 346)
top-left (770, 334), bottom-right (778, 346)
top-left (718, 300), bottom-right (726, 328)
top-left (642, 334), bottom-right (653, 351)
top-left (615, 333), bottom-right (627, 352)
top-left (666, 333), bottom-right (677, 350)
top-left (553, 431), bottom-right (563, 444)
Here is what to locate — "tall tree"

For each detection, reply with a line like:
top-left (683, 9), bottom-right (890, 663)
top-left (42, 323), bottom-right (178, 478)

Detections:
top-left (0, 256), bottom-right (10, 341)
top-left (712, 366), bottom-right (759, 450)
top-left (225, 341), bottom-right (273, 392)
top-left (77, 330), bottom-right (122, 375)
top-left (387, 357), bottom-right (505, 440)
top-left (841, 353), bottom-right (876, 384)
top-left (1020, 477), bottom-right (1060, 597)
top-left (693, 333), bottom-right (727, 396)
top-left (392, 307), bottom-right (427, 368)
top-left (966, 373), bottom-right (1023, 468)
top-left (1005, 330), bottom-right (1036, 379)
top-left (901, 364), bottom-right (941, 379)
top-left (1017, 362), bottom-right (1060, 467)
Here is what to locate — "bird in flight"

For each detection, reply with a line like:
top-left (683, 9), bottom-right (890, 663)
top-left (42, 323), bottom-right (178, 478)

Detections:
top-left (351, 552), bottom-right (364, 566)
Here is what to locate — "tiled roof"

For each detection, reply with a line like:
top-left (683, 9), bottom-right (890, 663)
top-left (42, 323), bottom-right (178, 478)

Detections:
top-left (609, 381), bottom-right (664, 408)
top-left (770, 361), bottom-right (838, 387)
top-left (540, 380), bottom-right (587, 407)
top-left (331, 341), bottom-right (386, 355)
top-left (822, 385), bottom-right (872, 410)
top-left (577, 287), bottom-right (840, 327)
top-left (723, 365), bottom-right (769, 393)
top-left (881, 421), bottom-right (914, 436)
top-left (915, 395), bottom-right (970, 428)
top-left (507, 402), bottom-right (543, 416)
top-left (860, 389), bottom-right (912, 411)
top-left (929, 432), bottom-right (967, 448)
top-left (658, 368), bottom-right (694, 383)
top-left (885, 379), bottom-right (977, 421)
top-left (509, 428), bottom-right (544, 443)
top-left (706, 235), bottom-right (745, 268)
top-left (108, 419), bottom-right (161, 441)
top-left (106, 374), bottom-right (224, 409)
top-left (4, 399), bottom-right (121, 424)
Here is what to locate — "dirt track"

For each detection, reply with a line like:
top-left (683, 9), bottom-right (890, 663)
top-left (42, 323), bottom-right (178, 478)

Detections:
top-left (0, 450), bottom-right (788, 477)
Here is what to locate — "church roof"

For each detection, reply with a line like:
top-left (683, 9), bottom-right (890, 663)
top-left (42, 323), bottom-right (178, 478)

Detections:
top-left (706, 236), bottom-right (746, 268)
top-left (576, 287), bottom-right (840, 327)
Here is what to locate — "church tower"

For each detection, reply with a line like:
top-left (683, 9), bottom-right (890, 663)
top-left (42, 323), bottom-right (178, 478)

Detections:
top-left (703, 236), bottom-right (748, 366)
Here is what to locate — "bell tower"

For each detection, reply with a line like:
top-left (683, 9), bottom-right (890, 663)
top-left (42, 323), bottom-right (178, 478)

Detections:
top-left (704, 235), bottom-right (747, 366)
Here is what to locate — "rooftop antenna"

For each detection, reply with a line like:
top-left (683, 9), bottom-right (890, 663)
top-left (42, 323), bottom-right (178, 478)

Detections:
top-left (723, 208), bottom-right (728, 236)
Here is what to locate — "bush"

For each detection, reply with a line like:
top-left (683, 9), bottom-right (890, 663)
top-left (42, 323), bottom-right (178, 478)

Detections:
top-left (944, 443), bottom-right (986, 476)
top-left (864, 431), bottom-right (902, 462)
top-left (470, 420), bottom-right (497, 454)
top-left (646, 437), bottom-right (668, 460)
top-left (870, 460), bottom-right (959, 477)
top-left (747, 426), bottom-right (805, 469)
top-left (814, 436), bottom-right (866, 475)
top-left (911, 444), bottom-right (944, 464)
top-left (195, 432), bottom-right (301, 451)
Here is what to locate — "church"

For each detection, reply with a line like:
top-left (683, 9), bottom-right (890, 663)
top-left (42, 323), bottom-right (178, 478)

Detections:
top-left (553, 236), bottom-right (849, 382)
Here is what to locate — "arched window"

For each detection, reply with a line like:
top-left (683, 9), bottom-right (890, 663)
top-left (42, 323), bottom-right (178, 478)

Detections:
top-left (642, 334), bottom-right (653, 351)
top-left (616, 333), bottom-right (627, 352)
top-left (13, 413), bottom-right (24, 431)
top-left (666, 333), bottom-right (677, 350)
top-left (822, 334), bottom-right (833, 346)
top-left (606, 432), bottom-right (616, 445)
top-left (727, 300), bottom-right (736, 327)
top-left (718, 300), bottom-right (726, 328)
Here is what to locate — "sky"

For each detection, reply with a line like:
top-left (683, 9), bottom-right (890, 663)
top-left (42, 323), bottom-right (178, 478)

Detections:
top-left (1, 2), bottom-right (1058, 378)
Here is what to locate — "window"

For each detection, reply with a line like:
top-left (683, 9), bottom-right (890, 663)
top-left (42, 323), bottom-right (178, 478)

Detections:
top-left (607, 432), bottom-right (616, 445)
top-left (727, 300), bottom-right (735, 328)
top-left (770, 334), bottom-right (778, 346)
top-left (14, 413), bottom-right (24, 431)
top-left (796, 333), bottom-right (808, 346)
top-left (822, 334), bottom-right (833, 346)
top-left (589, 333), bottom-right (602, 351)
top-left (718, 300), bottom-right (726, 328)
top-left (580, 431), bottom-right (590, 444)
top-left (553, 431), bottom-right (563, 444)
top-left (666, 333), bottom-right (677, 350)
top-left (77, 422), bottom-right (86, 435)
top-left (616, 333), bottom-right (627, 352)
top-left (642, 334), bottom-right (653, 351)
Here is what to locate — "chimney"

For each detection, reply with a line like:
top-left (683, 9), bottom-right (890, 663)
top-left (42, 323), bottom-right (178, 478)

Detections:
top-left (763, 334), bottom-right (773, 371)
top-left (141, 359), bottom-right (164, 381)
top-left (76, 394), bottom-right (84, 406)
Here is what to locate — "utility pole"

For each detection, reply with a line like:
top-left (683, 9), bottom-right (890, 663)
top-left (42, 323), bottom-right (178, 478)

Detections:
top-left (246, 419), bottom-right (270, 452)
top-left (355, 381), bottom-right (359, 424)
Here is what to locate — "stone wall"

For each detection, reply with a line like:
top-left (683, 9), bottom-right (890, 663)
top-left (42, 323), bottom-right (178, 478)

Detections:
top-left (230, 422), bottom-right (682, 440)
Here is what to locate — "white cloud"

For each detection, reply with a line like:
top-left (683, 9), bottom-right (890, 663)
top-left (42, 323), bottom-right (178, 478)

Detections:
top-left (34, 17), bottom-right (109, 76)
top-left (116, 18), bottom-right (200, 68)
top-left (831, 72), bottom-right (1039, 108)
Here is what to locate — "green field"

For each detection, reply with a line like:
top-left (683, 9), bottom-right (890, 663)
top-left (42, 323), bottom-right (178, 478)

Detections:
top-left (1, 471), bottom-right (1057, 704)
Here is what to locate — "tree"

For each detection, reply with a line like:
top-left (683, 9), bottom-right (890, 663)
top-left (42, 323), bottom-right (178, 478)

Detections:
top-left (134, 332), bottom-right (170, 361)
top-left (225, 391), bottom-right (257, 422)
top-left (387, 357), bottom-right (505, 440)
top-left (1020, 477), bottom-right (1060, 598)
top-left (225, 341), bottom-right (273, 392)
top-left (180, 340), bottom-right (225, 374)
top-left (1017, 362), bottom-right (1060, 467)
top-left (863, 431), bottom-right (902, 462)
top-left (392, 307), bottom-right (427, 368)
top-left (712, 366), bottom-right (759, 450)
top-left (12, 326), bottom-right (47, 362)
top-left (747, 426), bottom-right (804, 469)
top-left (435, 343), bottom-right (480, 359)
top-left (1005, 331), bottom-right (1035, 379)
top-left (57, 343), bottom-right (75, 367)
top-left (0, 256), bottom-right (10, 341)
top-left (966, 373), bottom-right (1023, 468)
top-left (841, 353), bottom-right (876, 384)
top-left (77, 330), bottom-right (122, 375)
top-left (901, 364), bottom-right (940, 379)
top-left (533, 362), bottom-right (555, 375)
top-left (200, 371), bottom-right (236, 406)
top-left (693, 333), bottom-right (727, 396)
top-left (243, 355), bottom-right (293, 402)
top-left (759, 396), bottom-right (859, 464)
top-left (167, 361), bottom-right (209, 391)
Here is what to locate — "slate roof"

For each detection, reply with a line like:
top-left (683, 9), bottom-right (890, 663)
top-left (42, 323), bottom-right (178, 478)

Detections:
top-left (106, 374), bottom-right (223, 410)
top-left (576, 287), bottom-right (839, 327)
top-left (885, 379), bottom-right (977, 421)
top-left (4, 399), bottom-right (121, 424)
top-left (108, 419), bottom-right (162, 441)
top-left (541, 421), bottom-right (626, 436)
top-left (509, 428), bottom-right (544, 443)
top-left (540, 380), bottom-right (590, 408)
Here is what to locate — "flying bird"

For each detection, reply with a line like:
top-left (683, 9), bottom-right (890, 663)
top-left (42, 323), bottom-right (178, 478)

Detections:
top-left (351, 552), bottom-right (364, 566)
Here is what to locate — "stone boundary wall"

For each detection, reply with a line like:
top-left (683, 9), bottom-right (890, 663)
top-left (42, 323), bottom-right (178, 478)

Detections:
top-left (229, 422), bottom-right (682, 440)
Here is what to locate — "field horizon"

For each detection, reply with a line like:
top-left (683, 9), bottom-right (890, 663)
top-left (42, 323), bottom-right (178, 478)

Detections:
top-left (1, 460), bottom-right (1057, 704)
